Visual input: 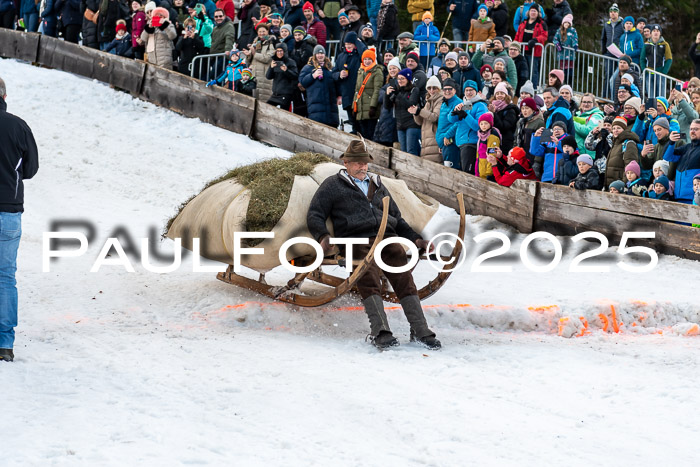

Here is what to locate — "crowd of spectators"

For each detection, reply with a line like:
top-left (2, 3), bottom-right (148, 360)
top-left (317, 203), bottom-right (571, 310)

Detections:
top-left (0, 0), bottom-right (698, 208)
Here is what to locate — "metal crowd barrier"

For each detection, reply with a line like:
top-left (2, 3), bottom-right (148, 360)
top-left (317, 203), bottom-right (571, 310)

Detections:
top-left (540, 44), bottom-right (643, 102)
top-left (190, 53), bottom-right (227, 80)
top-left (641, 68), bottom-right (685, 101)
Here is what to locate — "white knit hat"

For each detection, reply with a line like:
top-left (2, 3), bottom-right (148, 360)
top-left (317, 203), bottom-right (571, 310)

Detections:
top-left (388, 57), bottom-right (401, 70)
top-left (145, 1), bottom-right (156, 12)
top-left (426, 75), bottom-right (442, 89)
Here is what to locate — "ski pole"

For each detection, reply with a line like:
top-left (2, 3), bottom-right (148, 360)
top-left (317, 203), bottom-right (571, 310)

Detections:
top-left (439, 11), bottom-right (453, 43)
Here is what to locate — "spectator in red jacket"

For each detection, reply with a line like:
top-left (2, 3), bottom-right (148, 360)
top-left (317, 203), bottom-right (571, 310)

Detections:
top-left (302, 1), bottom-right (326, 47)
top-left (216, 0), bottom-right (235, 20)
top-left (489, 146), bottom-right (537, 186)
top-left (514, 5), bottom-right (547, 89)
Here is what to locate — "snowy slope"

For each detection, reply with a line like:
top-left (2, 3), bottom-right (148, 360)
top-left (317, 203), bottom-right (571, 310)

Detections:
top-left (2, 57), bottom-right (700, 466)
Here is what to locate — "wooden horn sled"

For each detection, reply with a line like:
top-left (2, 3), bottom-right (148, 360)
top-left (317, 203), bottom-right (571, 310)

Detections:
top-left (217, 193), bottom-right (466, 307)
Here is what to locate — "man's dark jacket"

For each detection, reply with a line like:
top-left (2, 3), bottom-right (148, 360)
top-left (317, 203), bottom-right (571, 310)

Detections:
top-left (0, 98), bottom-right (39, 212)
top-left (307, 170), bottom-right (421, 243)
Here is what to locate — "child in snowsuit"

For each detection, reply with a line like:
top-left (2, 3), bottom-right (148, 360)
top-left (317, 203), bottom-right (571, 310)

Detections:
top-left (557, 135), bottom-right (583, 186)
top-left (625, 160), bottom-right (648, 196)
top-left (648, 159), bottom-right (675, 197)
top-left (207, 49), bottom-right (247, 90)
top-left (569, 154), bottom-right (601, 190)
top-left (105, 21), bottom-right (133, 57)
top-left (642, 175), bottom-right (672, 200)
top-left (235, 68), bottom-right (257, 96)
top-left (476, 112), bottom-right (501, 179)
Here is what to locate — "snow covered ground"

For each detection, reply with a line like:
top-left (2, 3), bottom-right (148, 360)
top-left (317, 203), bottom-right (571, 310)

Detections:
top-left (2, 57), bottom-right (700, 466)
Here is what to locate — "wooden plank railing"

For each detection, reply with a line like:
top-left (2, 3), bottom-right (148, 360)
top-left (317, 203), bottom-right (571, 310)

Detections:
top-left (1, 29), bottom-right (699, 260)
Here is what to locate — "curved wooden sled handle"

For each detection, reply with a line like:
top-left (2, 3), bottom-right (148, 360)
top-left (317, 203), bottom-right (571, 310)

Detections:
top-left (381, 192), bottom-right (466, 303)
top-left (216, 196), bottom-right (392, 307)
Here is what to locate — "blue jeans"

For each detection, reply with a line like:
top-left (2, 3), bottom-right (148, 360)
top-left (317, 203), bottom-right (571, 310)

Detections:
top-left (398, 127), bottom-right (421, 156)
top-left (0, 212), bottom-right (21, 349)
top-left (23, 12), bottom-right (39, 32)
top-left (452, 28), bottom-right (467, 43)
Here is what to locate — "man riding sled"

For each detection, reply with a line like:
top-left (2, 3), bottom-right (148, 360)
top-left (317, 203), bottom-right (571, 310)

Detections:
top-left (306, 139), bottom-right (441, 350)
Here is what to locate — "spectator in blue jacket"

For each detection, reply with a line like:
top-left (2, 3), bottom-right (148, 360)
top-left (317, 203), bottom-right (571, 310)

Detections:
top-left (20, 0), bottom-right (39, 32)
top-left (448, 0), bottom-right (477, 42)
top-left (512, 0), bottom-right (545, 33)
top-left (413, 11), bottom-right (440, 68)
top-left (447, 79), bottom-right (488, 174)
top-left (530, 122), bottom-right (568, 182)
top-left (366, 0), bottom-right (381, 36)
top-left (664, 122), bottom-right (700, 203)
top-left (55, 0), bottom-right (82, 43)
top-left (436, 78), bottom-right (462, 169)
top-left (619, 16), bottom-right (643, 67)
top-left (542, 87), bottom-right (574, 135)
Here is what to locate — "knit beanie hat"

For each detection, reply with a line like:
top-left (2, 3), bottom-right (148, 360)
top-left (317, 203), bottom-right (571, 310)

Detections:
top-left (609, 180), bottom-right (625, 192)
top-left (520, 80), bottom-right (535, 96)
top-left (618, 84), bottom-right (632, 94)
top-left (493, 57), bottom-right (507, 68)
top-left (509, 147), bottom-right (527, 161)
top-left (293, 26), bottom-right (306, 36)
top-left (144, 1), bottom-right (156, 12)
top-left (116, 22), bottom-right (127, 33)
top-left (494, 82), bottom-right (509, 96)
top-left (519, 97), bottom-right (539, 112)
top-left (445, 51), bottom-right (458, 63)
top-left (442, 78), bottom-right (458, 90)
top-left (619, 55), bottom-right (632, 65)
top-left (625, 160), bottom-right (641, 177)
top-left (478, 112), bottom-right (494, 127)
top-left (612, 116), bottom-right (628, 129)
top-left (653, 159), bottom-right (670, 174)
top-left (652, 117), bottom-right (670, 131)
top-left (623, 16), bottom-right (634, 26)
top-left (463, 80), bottom-right (478, 91)
top-left (398, 68), bottom-right (413, 82)
top-left (281, 24), bottom-right (293, 35)
top-left (480, 64), bottom-right (493, 74)
top-left (626, 97), bottom-right (641, 114)
top-left (621, 73), bottom-right (634, 84)
top-left (313, 44), bottom-right (325, 55)
top-left (561, 135), bottom-right (578, 150)
top-left (406, 51), bottom-right (420, 63)
top-left (344, 31), bottom-right (357, 45)
top-left (387, 57), bottom-right (401, 69)
top-left (422, 11), bottom-right (432, 21)
top-left (362, 48), bottom-right (376, 63)
top-left (302, 1), bottom-right (314, 11)
top-left (337, 11), bottom-right (348, 20)
top-left (562, 14), bottom-right (573, 26)
top-left (426, 75), bottom-right (442, 89)
top-left (560, 84), bottom-right (573, 95)
top-left (551, 121), bottom-right (567, 131)
top-left (577, 154), bottom-right (593, 166)
top-left (492, 37), bottom-right (505, 48)
top-left (549, 69), bottom-right (565, 83)
top-left (654, 175), bottom-right (670, 191)
top-left (478, 4), bottom-right (488, 14)
top-left (656, 97), bottom-right (669, 113)
top-left (241, 68), bottom-right (253, 78)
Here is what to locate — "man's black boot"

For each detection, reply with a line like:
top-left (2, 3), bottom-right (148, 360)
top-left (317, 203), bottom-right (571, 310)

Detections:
top-left (401, 295), bottom-right (441, 350)
top-left (362, 295), bottom-right (398, 349)
top-left (0, 348), bottom-right (14, 362)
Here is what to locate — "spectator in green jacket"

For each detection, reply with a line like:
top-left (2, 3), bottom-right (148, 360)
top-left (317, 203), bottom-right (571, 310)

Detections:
top-left (640, 24), bottom-right (672, 99)
top-left (573, 93), bottom-right (604, 157)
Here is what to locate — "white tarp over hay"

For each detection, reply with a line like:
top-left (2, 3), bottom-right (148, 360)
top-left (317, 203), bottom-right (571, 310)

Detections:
top-left (167, 162), bottom-right (440, 271)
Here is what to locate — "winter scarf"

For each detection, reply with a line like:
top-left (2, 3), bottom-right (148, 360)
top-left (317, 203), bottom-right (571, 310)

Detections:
top-left (491, 99), bottom-right (508, 113)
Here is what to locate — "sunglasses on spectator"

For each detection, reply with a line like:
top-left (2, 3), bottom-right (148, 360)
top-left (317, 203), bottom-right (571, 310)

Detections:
top-left (214, 15), bottom-right (224, 18)
top-left (443, 87), bottom-right (454, 92)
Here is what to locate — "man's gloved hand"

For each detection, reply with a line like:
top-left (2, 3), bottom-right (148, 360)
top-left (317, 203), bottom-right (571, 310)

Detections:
top-left (415, 239), bottom-right (433, 253)
top-left (527, 39), bottom-right (537, 50)
top-left (319, 235), bottom-right (332, 254)
top-left (206, 80), bottom-right (217, 87)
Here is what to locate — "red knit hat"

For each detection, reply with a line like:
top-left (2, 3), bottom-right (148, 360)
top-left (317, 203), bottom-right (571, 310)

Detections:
top-left (508, 147), bottom-right (527, 161)
top-left (478, 112), bottom-right (494, 127)
top-left (519, 97), bottom-right (539, 112)
top-left (116, 23), bottom-right (127, 34)
top-left (302, 1), bottom-right (314, 11)
top-left (480, 64), bottom-right (493, 74)
top-left (406, 51), bottom-right (420, 63)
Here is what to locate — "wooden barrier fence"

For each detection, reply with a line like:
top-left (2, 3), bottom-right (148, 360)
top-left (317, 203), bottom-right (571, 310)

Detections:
top-left (1, 30), bottom-right (699, 259)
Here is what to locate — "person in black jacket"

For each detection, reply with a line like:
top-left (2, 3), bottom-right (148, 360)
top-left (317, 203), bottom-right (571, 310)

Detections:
top-left (81, 0), bottom-right (101, 49)
top-left (545, 0), bottom-right (571, 42)
top-left (0, 77), bottom-right (39, 362)
top-left (332, 31), bottom-right (362, 134)
top-left (266, 42), bottom-right (299, 109)
top-left (55, 0), bottom-right (82, 43)
top-left (385, 68), bottom-right (421, 155)
top-left (489, 0), bottom-right (508, 37)
top-left (376, 0), bottom-right (399, 43)
top-left (176, 17), bottom-right (207, 75)
top-left (306, 139), bottom-right (440, 350)
top-left (508, 42), bottom-right (529, 96)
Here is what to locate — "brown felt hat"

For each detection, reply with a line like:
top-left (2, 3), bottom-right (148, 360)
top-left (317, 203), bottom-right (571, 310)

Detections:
top-left (341, 139), bottom-right (373, 163)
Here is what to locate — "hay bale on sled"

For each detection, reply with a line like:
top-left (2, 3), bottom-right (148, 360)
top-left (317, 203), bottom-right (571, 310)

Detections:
top-left (166, 153), bottom-right (440, 272)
